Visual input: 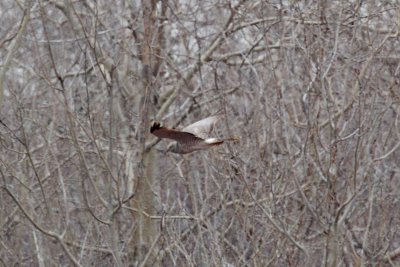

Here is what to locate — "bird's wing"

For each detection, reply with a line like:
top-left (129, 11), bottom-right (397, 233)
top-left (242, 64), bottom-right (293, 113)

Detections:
top-left (150, 122), bottom-right (204, 143)
top-left (181, 115), bottom-right (221, 139)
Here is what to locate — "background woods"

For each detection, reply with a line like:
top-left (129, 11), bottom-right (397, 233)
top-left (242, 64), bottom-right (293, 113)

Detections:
top-left (1, 0), bottom-right (400, 266)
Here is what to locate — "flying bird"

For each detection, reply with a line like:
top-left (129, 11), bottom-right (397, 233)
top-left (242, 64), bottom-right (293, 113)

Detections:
top-left (150, 115), bottom-right (238, 154)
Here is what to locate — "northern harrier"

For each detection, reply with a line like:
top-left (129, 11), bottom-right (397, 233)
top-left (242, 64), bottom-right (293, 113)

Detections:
top-left (150, 115), bottom-right (238, 154)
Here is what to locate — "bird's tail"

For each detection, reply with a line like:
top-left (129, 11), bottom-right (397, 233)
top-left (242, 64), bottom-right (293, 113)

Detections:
top-left (204, 138), bottom-right (224, 145)
top-left (223, 135), bottom-right (241, 142)
top-left (205, 135), bottom-right (240, 145)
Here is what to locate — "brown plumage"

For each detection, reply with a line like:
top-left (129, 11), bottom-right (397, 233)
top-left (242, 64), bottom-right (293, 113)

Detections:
top-left (150, 115), bottom-right (238, 154)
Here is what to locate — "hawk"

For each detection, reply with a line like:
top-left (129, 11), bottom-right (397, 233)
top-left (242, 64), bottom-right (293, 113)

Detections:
top-left (150, 115), bottom-right (238, 154)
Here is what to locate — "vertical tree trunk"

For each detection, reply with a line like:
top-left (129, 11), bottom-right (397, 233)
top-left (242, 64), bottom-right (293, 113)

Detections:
top-left (130, 0), bottom-right (159, 264)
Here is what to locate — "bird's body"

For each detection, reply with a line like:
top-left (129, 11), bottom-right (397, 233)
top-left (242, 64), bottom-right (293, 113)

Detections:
top-left (169, 136), bottom-right (224, 154)
top-left (150, 115), bottom-right (237, 154)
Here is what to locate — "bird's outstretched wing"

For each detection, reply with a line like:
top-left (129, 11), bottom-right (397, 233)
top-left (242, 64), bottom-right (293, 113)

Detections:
top-left (181, 115), bottom-right (221, 139)
top-left (150, 122), bottom-right (204, 143)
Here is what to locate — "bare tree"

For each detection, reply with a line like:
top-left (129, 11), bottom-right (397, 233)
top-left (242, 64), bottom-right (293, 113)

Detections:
top-left (1, 0), bottom-right (399, 266)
